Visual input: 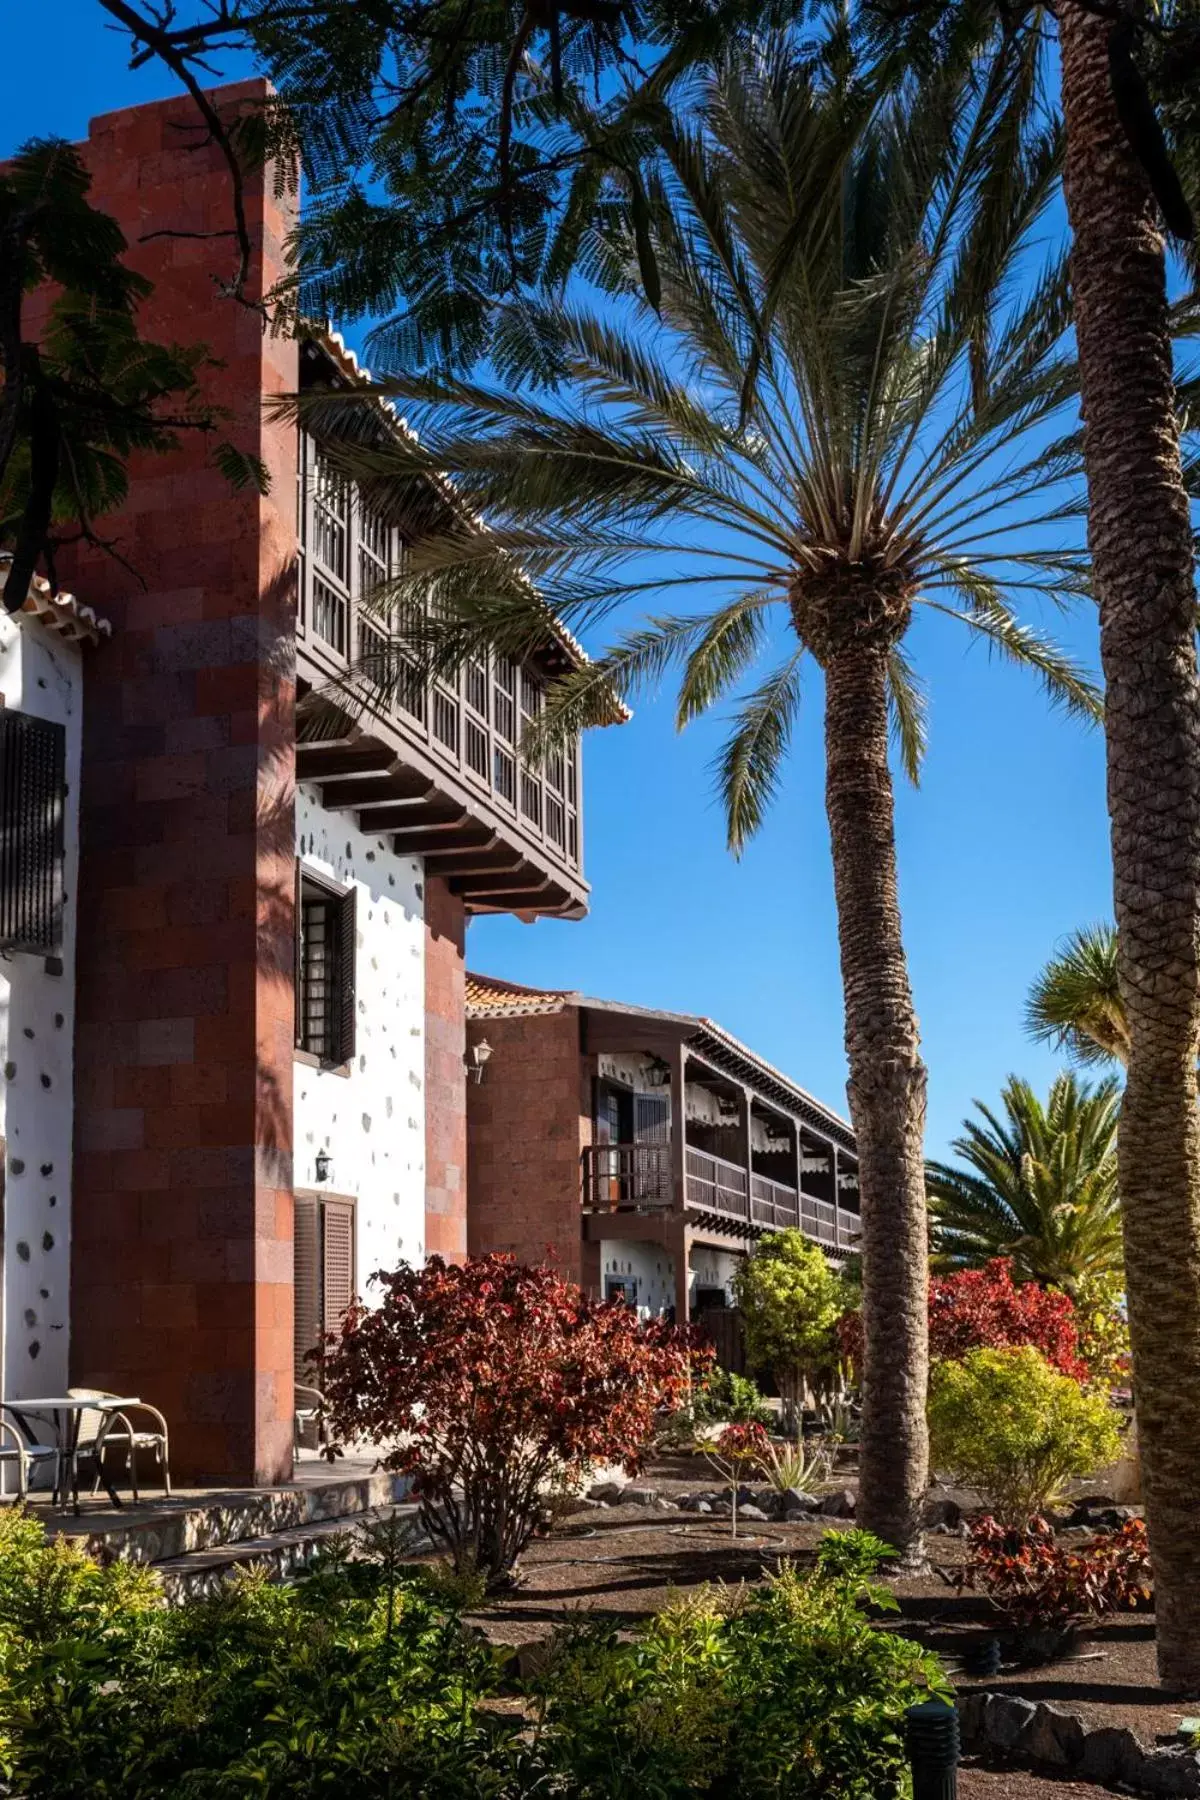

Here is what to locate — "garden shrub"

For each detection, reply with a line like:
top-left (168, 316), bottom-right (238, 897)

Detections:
top-left (927, 1345), bottom-right (1122, 1523)
top-left (0, 1510), bottom-right (513, 1799)
top-left (0, 1511), bottom-right (944, 1799)
top-left (732, 1231), bottom-right (851, 1420)
top-left (839, 1259), bottom-right (1088, 1382)
top-left (525, 1531), bottom-right (945, 1799)
top-left (1068, 1271), bottom-right (1132, 1391)
top-left (320, 1254), bottom-right (705, 1589)
top-left (694, 1368), bottom-right (774, 1428)
top-left (958, 1513), bottom-right (1152, 1630)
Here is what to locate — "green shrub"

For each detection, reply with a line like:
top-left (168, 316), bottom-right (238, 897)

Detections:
top-left (525, 1532), bottom-right (945, 1798)
top-left (0, 1509), bottom-right (944, 1798)
top-left (732, 1232), bottom-right (851, 1420)
top-left (694, 1368), bottom-right (774, 1428)
top-left (928, 1345), bottom-right (1122, 1523)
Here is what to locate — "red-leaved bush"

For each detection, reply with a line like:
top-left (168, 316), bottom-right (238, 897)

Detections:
top-left (321, 1254), bottom-right (707, 1589)
top-left (838, 1260), bottom-right (1087, 1382)
top-left (958, 1513), bottom-right (1152, 1630)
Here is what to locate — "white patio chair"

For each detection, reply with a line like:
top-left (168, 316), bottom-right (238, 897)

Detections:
top-left (67, 1389), bottom-right (171, 1503)
top-left (0, 1415), bottom-right (58, 1502)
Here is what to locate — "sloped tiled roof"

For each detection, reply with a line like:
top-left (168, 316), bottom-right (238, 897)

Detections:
top-left (0, 557), bottom-right (111, 645)
top-left (465, 973), bottom-right (578, 1017)
top-left (464, 970), bottom-right (854, 1139)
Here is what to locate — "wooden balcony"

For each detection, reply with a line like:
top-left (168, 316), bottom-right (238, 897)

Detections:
top-left (294, 420), bottom-right (589, 920)
top-left (581, 1138), bottom-right (859, 1253)
top-left (581, 1144), bottom-right (672, 1211)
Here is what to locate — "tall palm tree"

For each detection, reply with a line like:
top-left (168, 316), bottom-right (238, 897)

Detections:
top-left (1026, 924), bottom-right (1127, 1069)
top-left (291, 34), bottom-right (1100, 1559)
top-left (1055, 16), bottom-right (1200, 1677)
top-left (928, 1073), bottom-right (1123, 1297)
top-left (867, 0), bottom-right (1200, 1682)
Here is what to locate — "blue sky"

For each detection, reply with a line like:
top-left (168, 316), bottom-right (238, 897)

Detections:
top-left (12, 7), bottom-right (1117, 1156)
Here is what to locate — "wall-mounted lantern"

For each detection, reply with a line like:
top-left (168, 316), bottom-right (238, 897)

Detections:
top-left (314, 1148), bottom-right (332, 1184)
top-left (466, 1038), bottom-right (493, 1085)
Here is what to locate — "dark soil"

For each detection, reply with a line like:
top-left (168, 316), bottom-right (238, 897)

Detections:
top-left (959, 1758), bottom-right (1112, 1798)
top-left (459, 1474), bottom-right (1196, 1759)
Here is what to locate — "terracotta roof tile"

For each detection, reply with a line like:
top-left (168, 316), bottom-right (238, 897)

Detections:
top-left (465, 973), bottom-right (577, 1017)
top-left (0, 557), bottom-right (111, 645)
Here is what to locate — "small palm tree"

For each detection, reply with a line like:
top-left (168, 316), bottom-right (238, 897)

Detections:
top-left (928, 1073), bottom-right (1123, 1297)
top-left (290, 31), bottom-right (1099, 1557)
top-left (1026, 924), bottom-right (1127, 1069)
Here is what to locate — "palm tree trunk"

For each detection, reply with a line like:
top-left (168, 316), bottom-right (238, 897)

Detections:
top-left (1058, 1), bottom-right (1200, 1690)
top-left (824, 638), bottom-right (929, 1560)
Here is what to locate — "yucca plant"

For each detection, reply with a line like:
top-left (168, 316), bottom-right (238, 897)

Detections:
top-left (928, 1072), bottom-right (1124, 1297)
top-left (286, 26), bottom-right (1100, 1558)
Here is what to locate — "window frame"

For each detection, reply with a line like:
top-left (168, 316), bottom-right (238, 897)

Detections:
top-left (0, 708), bottom-right (67, 959)
top-left (294, 863), bottom-right (357, 1072)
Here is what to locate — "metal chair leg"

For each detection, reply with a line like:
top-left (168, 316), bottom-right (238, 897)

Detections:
top-left (129, 1445), bottom-right (139, 1506)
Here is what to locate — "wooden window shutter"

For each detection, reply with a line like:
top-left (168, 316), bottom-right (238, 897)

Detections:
top-left (293, 860), bottom-right (303, 1049)
top-left (0, 710), bottom-right (66, 955)
top-left (333, 885), bottom-right (357, 1066)
top-left (634, 1094), bottom-right (670, 1145)
top-left (322, 1199), bottom-right (355, 1335)
top-left (294, 1194), bottom-right (322, 1382)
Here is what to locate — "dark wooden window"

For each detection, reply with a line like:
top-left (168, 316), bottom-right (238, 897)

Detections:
top-left (294, 1192), bottom-right (356, 1382)
top-left (0, 710), bottom-right (66, 956)
top-left (295, 871), bottom-right (356, 1066)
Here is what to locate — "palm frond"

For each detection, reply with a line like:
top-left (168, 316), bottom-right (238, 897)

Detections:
top-left (715, 651), bottom-right (805, 854)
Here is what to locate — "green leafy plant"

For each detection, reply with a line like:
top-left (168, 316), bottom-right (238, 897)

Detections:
top-left (927, 1074), bottom-right (1124, 1296)
top-left (927, 1346), bottom-right (1122, 1524)
top-left (732, 1232), bottom-right (852, 1425)
top-left (694, 1368), bottom-right (774, 1428)
top-left (1069, 1271), bottom-right (1132, 1392)
top-left (525, 1552), bottom-right (945, 1798)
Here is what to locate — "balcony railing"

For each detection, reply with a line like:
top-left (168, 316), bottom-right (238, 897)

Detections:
top-left (582, 1140), bottom-right (859, 1250)
top-left (685, 1147), bottom-right (749, 1222)
top-left (297, 432), bottom-right (582, 877)
top-left (581, 1143), bottom-right (672, 1211)
top-left (750, 1173), bottom-right (800, 1231)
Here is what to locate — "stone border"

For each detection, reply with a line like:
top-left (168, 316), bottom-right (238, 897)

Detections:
top-left (957, 1688), bottom-right (1200, 1796)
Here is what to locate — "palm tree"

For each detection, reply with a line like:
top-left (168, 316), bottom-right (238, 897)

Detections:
top-left (1026, 924), bottom-right (1127, 1069)
top-left (865, 0), bottom-right (1200, 1682)
top-left (928, 1073), bottom-right (1123, 1297)
top-left (291, 33), bottom-right (1100, 1560)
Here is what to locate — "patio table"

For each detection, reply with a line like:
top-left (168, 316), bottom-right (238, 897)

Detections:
top-left (2, 1396), bottom-right (141, 1514)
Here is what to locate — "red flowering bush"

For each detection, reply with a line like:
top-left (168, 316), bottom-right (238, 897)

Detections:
top-left (320, 1254), bottom-right (706, 1590)
top-left (838, 1260), bottom-right (1087, 1383)
top-left (958, 1513), bottom-right (1152, 1630)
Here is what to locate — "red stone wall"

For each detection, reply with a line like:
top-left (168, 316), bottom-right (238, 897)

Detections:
top-left (423, 876), bottom-right (467, 1260)
top-left (60, 83), bottom-right (298, 1484)
top-left (465, 1009), bottom-right (588, 1280)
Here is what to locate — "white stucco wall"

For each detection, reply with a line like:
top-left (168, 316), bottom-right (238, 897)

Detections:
top-left (294, 786), bottom-right (426, 1289)
top-left (0, 612), bottom-right (83, 1407)
top-left (600, 1238), bottom-right (675, 1318)
top-left (688, 1245), bottom-right (743, 1306)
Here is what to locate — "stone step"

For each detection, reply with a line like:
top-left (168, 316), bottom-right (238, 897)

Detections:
top-left (74, 1469), bottom-right (406, 1567)
top-left (153, 1502), bottom-right (428, 1602)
